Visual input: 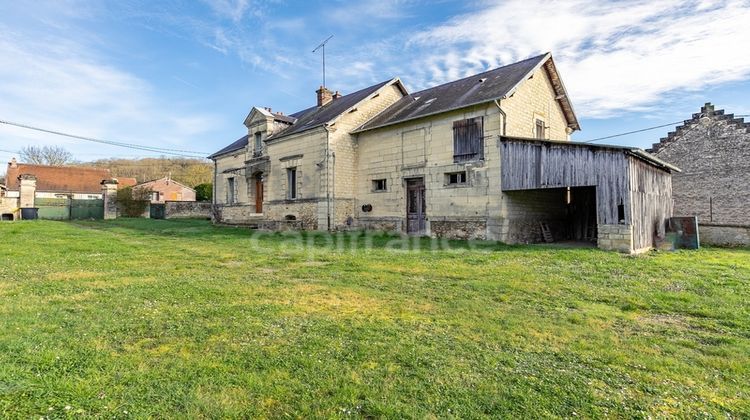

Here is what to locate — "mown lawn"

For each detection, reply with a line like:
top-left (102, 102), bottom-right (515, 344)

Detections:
top-left (0, 219), bottom-right (748, 418)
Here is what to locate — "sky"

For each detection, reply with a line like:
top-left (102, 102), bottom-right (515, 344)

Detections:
top-left (1, 0), bottom-right (750, 174)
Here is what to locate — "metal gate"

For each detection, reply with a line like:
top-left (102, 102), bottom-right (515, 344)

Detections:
top-left (36, 197), bottom-right (104, 220)
top-left (70, 199), bottom-right (104, 220)
top-left (150, 203), bottom-right (165, 219)
top-left (36, 197), bottom-right (70, 220)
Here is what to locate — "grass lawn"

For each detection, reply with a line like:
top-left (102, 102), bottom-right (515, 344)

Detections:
top-left (0, 219), bottom-right (749, 418)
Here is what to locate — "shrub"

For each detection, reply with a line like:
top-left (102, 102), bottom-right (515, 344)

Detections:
top-left (194, 183), bottom-right (212, 202)
top-left (117, 186), bottom-right (152, 217)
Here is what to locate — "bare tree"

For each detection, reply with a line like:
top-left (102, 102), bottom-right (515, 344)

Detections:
top-left (20, 146), bottom-right (74, 165)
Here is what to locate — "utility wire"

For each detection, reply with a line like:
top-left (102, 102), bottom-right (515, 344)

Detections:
top-left (0, 119), bottom-right (210, 158)
top-left (583, 113), bottom-right (750, 144)
top-left (582, 120), bottom-right (685, 143)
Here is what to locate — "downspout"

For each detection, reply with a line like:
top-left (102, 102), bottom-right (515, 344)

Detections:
top-left (493, 98), bottom-right (507, 136)
top-left (212, 158), bottom-right (218, 222)
top-left (324, 126), bottom-right (332, 231)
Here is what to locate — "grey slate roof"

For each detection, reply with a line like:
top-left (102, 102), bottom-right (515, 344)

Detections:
top-left (208, 134), bottom-right (248, 159)
top-left (267, 79), bottom-right (396, 140)
top-left (354, 54), bottom-right (548, 133)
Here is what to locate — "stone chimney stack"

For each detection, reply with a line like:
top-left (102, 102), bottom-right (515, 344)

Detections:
top-left (9, 157), bottom-right (17, 168)
top-left (316, 86), bottom-right (333, 107)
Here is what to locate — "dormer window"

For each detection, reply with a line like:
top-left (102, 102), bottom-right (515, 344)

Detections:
top-left (254, 132), bottom-right (263, 155)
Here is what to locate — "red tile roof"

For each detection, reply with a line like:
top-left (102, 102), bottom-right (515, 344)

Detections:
top-left (117, 177), bottom-right (138, 189)
top-left (5, 163), bottom-right (112, 194)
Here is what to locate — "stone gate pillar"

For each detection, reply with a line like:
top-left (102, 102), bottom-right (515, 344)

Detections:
top-left (101, 179), bottom-right (118, 220)
top-left (18, 174), bottom-right (37, 208)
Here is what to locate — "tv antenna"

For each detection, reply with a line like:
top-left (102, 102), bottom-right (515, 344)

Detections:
top-left (312, 35), bottom-right (333, 88)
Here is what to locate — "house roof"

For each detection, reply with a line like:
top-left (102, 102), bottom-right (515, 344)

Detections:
top-left (117, 177), bottom-right (137, 188)
top-left (134, 176), bottom-right (195, 192)
top-left (210, 78), bottom-right (405, 159)
top-left (5, 163), bottom-right (112, 194)
top-left (500, 136), bottom-right (681, 173)
top-left (267, 78), bottom-right (404, 141)
top-left (354, 53), bottom-right (580, 133)
top-left (208, 134), bottom-right (249, 159)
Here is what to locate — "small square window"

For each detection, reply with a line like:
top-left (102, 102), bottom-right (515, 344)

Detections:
top-left (372, 179), bottom-right (387, 192)
top-left (445, 171), bottom-right (467, 185)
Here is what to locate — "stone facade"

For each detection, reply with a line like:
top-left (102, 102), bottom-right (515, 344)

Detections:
top-left (211, 54), bottom-right (672, 252)
top-left (353, 64), bottom-right (573, 241)
top-left (650, 103), bottom-right (750, 228)
top-left (598, 224), bottom-right (634, 253)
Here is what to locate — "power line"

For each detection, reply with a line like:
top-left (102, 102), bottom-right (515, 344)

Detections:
top-left (0, 119), bottom-right (210, 158)
top-left (582, 120), bottom-right (685, 143)
top-left (583, 113), bottom-right (750, 144)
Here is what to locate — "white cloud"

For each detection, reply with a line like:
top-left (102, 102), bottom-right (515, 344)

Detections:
top-left (201, 0), bottom-right (251, 22)
top-left (407, 0), bottom-right (750, 117)
top-left (0, 26), bottom-right (221, 160)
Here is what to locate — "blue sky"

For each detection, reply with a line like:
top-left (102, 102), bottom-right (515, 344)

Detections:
top-left (1, 0), bottom-right (750, 171)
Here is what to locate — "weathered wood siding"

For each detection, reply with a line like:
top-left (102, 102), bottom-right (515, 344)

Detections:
top-left (628, 157), bottom-right (673, 251)
top-left (500, 139), bottom-right (631, 225)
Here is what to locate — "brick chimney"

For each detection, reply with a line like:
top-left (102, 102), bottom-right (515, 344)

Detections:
top-left (9, 157), bottom-right (17, 168)
top-left (316, 86), bottom-right (333, 107)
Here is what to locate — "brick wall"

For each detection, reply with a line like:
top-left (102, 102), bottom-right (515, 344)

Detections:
top-left (650, 103), bottom-right (750, 227)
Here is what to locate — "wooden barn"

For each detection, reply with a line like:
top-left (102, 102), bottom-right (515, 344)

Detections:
top-left (499, 136), bottom-right (680, 253)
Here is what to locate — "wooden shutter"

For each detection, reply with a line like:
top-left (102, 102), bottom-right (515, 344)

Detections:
top-left (453, 117), bottom-right (484, 162)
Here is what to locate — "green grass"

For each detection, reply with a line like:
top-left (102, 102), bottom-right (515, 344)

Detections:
top-left (1, 219), bottom-right (749, 418)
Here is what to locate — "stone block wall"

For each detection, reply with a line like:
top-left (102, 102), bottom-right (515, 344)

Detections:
top-left (165, 201), bottom-right (212, 219)
top-left (214, 204), bottom-right (262, 225)
top-left (650, 103), bottom-right (750, 227)
top-left (598, 224), bottom-right (634, 253)
top-left (700, 223), bottom-right (750, 247)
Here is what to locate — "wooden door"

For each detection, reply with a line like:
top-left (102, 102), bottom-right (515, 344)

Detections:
top-left (406, 178), bottom-right (426, 234)
top-left (255, 174), bottom-right (264, 213)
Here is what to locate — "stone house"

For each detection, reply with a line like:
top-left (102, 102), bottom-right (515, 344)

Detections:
top-left (210, 53), bottom-right (677, 253)
top-left (134, 176), bottom-right (196, 203)
top-left (649, 103), bottom-right (750, 246)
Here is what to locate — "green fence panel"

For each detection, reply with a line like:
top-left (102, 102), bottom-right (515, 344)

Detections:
top-left (36, 197), bottom-right (70, 220)
top-left (71, 199), bottom-right (104, 220)
top-left (150, 204), bottom-right (165, 219)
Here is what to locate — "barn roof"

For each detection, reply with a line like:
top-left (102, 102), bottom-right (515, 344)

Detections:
top-left (353, 53), bottom-right (580, 133)
top-left (500, 136), bottom-right (681, 173)
top-left (5, 163), bottom-right (112, 194)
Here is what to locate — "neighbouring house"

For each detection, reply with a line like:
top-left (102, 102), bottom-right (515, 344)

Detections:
top-left (649, 103), bottom-right (750, 246)
top-left (2, 158), bottom-right (133, 220)
top-left (210, 52), bottom-right (678, 253)
top-left (134, 176), bottom-right (196, 203)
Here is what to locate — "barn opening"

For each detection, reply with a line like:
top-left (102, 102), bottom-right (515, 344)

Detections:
top-left (499, 136), bottom-right (679, 253)
top-left (503, 186), bottom-right (598, 245)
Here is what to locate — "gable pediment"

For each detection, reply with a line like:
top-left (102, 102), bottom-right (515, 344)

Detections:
top-left (244, 107), bottom-right (274, 128)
